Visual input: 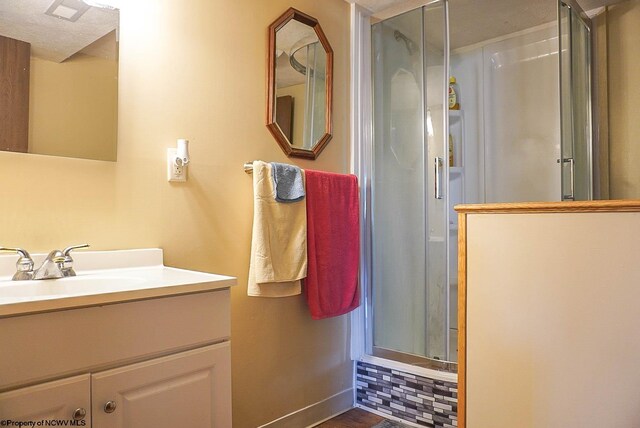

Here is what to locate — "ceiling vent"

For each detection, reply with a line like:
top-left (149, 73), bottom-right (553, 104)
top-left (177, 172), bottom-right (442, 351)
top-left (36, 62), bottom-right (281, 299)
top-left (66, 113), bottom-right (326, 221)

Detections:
top-left (45, 0), bottom-right (90, 22)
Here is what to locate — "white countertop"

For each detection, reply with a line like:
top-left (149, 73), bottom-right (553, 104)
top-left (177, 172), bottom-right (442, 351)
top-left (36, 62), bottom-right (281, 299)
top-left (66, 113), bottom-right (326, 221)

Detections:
top-left (0, 248), bottom-right (236, 318)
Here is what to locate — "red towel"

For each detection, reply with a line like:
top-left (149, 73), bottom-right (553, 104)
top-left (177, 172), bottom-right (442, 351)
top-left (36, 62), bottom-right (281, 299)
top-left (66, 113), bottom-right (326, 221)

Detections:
top-left (304, 170), bottom-right (360, 319)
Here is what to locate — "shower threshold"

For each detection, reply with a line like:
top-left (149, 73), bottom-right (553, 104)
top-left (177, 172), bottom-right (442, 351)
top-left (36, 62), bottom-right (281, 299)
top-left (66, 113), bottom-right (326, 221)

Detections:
top-left (372, 346), bottom-right (457, 373)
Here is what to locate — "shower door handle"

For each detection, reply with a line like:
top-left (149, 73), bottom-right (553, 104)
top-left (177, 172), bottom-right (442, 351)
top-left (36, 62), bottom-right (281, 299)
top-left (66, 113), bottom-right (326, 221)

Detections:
top-left (563, 157), bottom-right (575, 200)
top-left (434, 157), bottom-right (443, 200)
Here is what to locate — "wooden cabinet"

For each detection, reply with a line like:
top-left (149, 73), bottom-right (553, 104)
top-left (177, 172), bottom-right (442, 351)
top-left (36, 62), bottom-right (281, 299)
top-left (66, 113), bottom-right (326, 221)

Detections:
top-left (0, 375), bottom-right (91, 424)
top-left (92, 343), bottom-right (231, 428)
top-left (0, 35), bottom-right (30, 152)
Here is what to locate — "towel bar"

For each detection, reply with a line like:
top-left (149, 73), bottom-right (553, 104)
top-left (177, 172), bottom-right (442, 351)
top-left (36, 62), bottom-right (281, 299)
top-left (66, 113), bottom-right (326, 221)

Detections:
top-left (243, 162), bottom-right (254, 174)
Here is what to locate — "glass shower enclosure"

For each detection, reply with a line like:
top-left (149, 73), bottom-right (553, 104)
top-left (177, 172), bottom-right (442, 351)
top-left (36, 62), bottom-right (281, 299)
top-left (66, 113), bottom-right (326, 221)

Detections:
top-left (560, 0), bottom-right (593, 201)
top-left (364, 0), bottom-right (594, 369)
top-left (368, 1), bottom-right (454, 365)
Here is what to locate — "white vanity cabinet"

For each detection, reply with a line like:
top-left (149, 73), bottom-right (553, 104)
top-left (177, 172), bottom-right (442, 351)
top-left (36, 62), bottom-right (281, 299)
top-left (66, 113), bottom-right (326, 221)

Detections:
top-left (0, 344), bottom-right (230, 427)
top-left (91, 343), bottom-right (231, 427)
top-left (0, 375), bottom-right (91, 423)
top-left (0, 286), bottom-right (233, 427)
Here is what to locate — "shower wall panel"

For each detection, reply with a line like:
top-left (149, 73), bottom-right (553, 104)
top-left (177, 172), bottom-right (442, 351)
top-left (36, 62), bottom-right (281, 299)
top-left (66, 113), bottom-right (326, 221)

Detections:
top-left (483, 26), bottom-right (561, 203)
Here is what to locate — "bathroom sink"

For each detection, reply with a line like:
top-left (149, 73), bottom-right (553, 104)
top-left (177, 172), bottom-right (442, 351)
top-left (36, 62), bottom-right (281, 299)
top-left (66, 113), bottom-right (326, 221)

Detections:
top-left (0, 275), bottom-right (146, 300)
top-left (0, 249), bottom-right (236, 317)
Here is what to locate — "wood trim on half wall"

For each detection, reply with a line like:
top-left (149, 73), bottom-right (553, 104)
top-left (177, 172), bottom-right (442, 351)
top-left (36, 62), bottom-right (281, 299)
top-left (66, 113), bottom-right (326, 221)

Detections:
top-left (455, 200), bottom-right (640, 214)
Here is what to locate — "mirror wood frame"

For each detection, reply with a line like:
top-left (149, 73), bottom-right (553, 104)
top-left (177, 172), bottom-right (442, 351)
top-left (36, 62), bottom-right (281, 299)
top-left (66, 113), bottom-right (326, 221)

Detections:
top-left (266, 8), bottom-right (333, 160)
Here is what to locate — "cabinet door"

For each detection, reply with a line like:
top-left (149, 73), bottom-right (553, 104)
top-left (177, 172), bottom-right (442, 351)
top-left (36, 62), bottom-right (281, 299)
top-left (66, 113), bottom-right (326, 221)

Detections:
top-left (92, 343), bottom-right (231, 428)
top-left (0, 374), bottom-right (91, 425)
top-left (0, 35), bottom-right (30, 153)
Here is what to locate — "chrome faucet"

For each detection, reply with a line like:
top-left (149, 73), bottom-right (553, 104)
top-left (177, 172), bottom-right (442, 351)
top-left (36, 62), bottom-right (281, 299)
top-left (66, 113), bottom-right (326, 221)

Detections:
top-left (33, 244), bottom-right (90, 280)
top-left (0, 247), bottom-right (35, 280)
top-left (1, 244), bottom-right (89, 280)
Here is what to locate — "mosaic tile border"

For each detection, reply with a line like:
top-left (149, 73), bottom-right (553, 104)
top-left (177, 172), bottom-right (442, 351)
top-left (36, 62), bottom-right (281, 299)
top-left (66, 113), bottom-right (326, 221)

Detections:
top-left (356, 361), bottom-right (458, 428)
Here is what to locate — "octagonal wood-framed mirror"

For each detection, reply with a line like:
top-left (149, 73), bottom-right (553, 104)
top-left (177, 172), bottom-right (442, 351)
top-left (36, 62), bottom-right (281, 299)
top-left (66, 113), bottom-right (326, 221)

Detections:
top-left (267, 8), bottom-right (333, 160)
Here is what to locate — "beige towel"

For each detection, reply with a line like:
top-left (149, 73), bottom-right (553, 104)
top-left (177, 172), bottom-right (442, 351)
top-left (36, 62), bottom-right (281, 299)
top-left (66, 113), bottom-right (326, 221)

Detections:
top-left (248, 161), bottom-right (307, 297)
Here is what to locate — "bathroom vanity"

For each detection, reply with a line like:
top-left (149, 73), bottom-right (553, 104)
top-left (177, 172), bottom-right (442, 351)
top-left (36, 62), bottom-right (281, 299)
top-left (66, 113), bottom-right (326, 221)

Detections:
top-left (0, 249), bottom-right (235, 427)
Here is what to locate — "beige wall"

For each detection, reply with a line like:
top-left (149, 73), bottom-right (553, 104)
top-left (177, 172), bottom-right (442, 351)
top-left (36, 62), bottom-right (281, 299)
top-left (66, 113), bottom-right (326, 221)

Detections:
top-left (29, 54), bottom-right (118, 161)
top-left (0, 0), bottom-right (352, 427)
top-left (608, 0), bottom-right (640, 198)
top-left (465, 212), bottom-right (640, 427)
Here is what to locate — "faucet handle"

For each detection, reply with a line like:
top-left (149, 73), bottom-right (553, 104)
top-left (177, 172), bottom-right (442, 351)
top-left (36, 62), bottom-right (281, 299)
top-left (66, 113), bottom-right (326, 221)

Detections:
top-left (60, 244), bottom-right (89, 277)
top-left (63, 244), bottom-right (90, 256)
top-left (0, 247), bottom-right (34, 280)
top-left (0, 247), bottom-right (32, 258)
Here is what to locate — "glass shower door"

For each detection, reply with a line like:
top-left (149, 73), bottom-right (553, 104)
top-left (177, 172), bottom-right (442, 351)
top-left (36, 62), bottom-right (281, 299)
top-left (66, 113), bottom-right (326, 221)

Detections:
top-left (559, 0), bottom-right (593, 201)
top-left (369, 1), bottom-right (451, 364)
top-left (424, 1), bottom-right (450, 362)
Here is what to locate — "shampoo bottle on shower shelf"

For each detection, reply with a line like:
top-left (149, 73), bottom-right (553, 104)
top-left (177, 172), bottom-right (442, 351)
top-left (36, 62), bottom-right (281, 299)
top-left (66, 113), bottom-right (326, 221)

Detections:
top-left (448, 76), bottom-right (460, 110)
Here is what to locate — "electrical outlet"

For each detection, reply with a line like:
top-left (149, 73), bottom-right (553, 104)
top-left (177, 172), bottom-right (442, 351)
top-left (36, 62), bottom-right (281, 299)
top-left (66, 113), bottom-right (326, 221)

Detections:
top-left (167, 148), bottom-right (187, 182)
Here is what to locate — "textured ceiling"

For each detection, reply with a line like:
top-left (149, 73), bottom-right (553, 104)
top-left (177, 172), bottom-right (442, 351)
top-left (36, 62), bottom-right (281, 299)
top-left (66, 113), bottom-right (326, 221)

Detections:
top-left (356, 0), bottom-right (627, 50)
top-left (0, 0), bottom-right (118, 62)
top-left (448, 0), bottom-right (557, 50)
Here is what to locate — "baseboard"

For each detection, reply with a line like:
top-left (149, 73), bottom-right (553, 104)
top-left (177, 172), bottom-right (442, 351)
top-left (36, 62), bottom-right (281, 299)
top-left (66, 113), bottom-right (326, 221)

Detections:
top-left (258, 388), bottom-right (354, 428)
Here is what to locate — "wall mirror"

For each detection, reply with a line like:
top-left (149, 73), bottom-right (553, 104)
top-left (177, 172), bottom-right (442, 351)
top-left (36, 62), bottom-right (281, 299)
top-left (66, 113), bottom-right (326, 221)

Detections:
top-left (267, 8), bottom-right (333, 160)
top-left (0, 0), bottom-right (119, 161)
